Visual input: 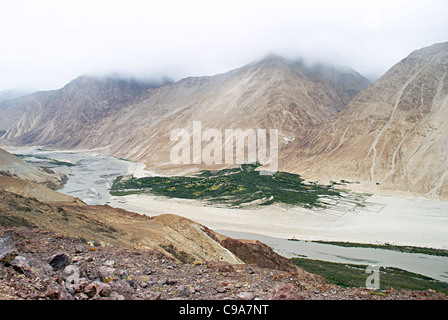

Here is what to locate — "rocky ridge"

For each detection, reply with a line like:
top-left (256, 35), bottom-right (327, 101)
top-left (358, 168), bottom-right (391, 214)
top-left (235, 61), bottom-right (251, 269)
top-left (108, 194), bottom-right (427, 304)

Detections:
top-left (0, 180), bottom-right (307, 274)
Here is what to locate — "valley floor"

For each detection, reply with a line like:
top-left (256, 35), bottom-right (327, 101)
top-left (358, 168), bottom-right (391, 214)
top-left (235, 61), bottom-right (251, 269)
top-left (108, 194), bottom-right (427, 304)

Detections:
top-left (107, 192), bottom-right (448, 282)
top-left (4, 147), bottom-right (448, 284)
top-left (107, 192), bottom-right (448, 250)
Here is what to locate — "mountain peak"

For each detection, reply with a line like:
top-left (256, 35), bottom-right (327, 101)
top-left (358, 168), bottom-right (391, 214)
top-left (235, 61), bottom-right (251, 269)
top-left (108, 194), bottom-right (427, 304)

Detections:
top-left (250, 53), bottom-right (292, 69)
top-left (409, 41), bottom-right (448, 58)
top-left (63, 73), bottom-right (172, 93)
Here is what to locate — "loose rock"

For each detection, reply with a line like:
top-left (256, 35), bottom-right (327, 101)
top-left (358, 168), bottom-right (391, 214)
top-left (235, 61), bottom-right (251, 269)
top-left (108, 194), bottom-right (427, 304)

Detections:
top-left (0, 226), bottom-right (447, 301)
top-left (0, 235), bottom-right (17, 264)
top-left (47, 253), bottom-right (71, 271)
top-left (271, 284), bottom-right (305, 300)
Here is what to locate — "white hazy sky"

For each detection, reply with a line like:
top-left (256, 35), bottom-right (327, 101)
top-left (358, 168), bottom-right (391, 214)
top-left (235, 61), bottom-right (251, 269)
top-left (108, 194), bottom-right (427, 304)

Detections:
top-left (0, 0), bottom-right (447, 91)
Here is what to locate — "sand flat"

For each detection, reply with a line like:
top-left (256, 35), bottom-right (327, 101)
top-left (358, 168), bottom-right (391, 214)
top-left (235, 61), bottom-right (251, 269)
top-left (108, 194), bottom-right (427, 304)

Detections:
top-left (108, 192), bottom-right (448, 250)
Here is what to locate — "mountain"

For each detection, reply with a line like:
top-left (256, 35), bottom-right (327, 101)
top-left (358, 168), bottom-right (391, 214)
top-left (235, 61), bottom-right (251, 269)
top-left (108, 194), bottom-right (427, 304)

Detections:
top-left (282, 42), bottom-right (448, 198)
top-left (0, 55), bottom-right (371, 176)
top-left (93, 55), bottom-right (372, 169)
top-left (309, 63), bottom-right (372, 105)
top-left (0, 76), bottom-right (161, 147)
top-left (2, 42), bottom-right (447, 198)
top-left (0, 89), bottom-right (30, 103)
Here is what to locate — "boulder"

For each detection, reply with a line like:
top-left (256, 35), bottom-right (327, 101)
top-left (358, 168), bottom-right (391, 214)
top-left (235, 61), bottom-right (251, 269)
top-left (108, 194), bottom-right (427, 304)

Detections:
top-left (9, 255), bottom-right (31, 274)
top-left (83, 281), bottom-right (112, 298)
top-left (97, 266), bottom-right (117, 281)
top-left (62, 265), bottom-right (80, 282)
top-left (47, 253), bottom-right (71, 271)
top-left (238, 292), bottom-right (256, 300)
top-left (44, 283), bottom-right (73, 300)
top-left (0, 235), bottom-right (17, 264)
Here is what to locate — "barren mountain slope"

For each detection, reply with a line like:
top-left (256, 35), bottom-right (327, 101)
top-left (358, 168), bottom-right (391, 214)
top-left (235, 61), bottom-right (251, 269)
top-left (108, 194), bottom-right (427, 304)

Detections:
top-left (310, 63), bottom-right (372, 105)
top-left (0, 176), bottom-right (80, 203)
top-left (2, 225), bottom-right (446, 300)
top-left (0, 148), bottom-right (67, 189)
top-left (283, 42), bottom-right (448, 198)
top-left (0, 76), bottom-right (158, 147)
top-left (0, 188), bottom-right (241, 264)
top-left (0, 56), bottom-right (370, 171)
top-left (86, 55), bottom-right (370, 170)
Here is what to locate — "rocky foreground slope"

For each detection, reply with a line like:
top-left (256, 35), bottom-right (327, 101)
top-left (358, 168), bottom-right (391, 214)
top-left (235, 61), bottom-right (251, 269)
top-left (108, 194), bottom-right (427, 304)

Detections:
top-left (1, 225), bottom-right (446, 301)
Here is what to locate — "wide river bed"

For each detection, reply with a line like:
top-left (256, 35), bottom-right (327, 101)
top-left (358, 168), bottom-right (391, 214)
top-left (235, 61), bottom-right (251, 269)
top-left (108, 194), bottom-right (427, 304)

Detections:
top-left (6, 147), bottom-right (448, 283)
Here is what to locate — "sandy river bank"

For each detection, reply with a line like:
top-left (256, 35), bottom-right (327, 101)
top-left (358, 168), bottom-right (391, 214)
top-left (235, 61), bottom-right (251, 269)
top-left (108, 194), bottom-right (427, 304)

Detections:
top-left (107, 191), bottom-right (448, 282)
top-left (107, 192), bottom-right (448, 250)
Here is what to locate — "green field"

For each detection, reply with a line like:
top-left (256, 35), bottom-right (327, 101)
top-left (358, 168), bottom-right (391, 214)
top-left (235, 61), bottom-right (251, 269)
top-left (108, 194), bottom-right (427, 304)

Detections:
top-left (314, 241), bottom-right (448, 257)
top-left (291, 257), bottom-right (448, 294)
top-left (110, 163), bottom-right (343, 209)
top-left (14, 154), bottom-right (75, 167)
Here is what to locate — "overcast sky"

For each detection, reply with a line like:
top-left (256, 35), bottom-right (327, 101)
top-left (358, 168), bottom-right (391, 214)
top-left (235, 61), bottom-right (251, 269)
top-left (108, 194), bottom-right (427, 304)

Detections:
top-left (0, 0), bottom-right (447, 92)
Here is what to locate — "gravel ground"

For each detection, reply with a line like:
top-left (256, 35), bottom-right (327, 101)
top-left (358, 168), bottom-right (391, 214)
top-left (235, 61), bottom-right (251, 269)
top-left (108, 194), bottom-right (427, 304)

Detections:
top-left (1, 226), bottom-right (446, 301)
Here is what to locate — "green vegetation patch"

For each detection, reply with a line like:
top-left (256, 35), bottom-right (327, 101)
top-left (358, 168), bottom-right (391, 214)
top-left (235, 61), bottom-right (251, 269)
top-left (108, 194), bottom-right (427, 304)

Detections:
top-left (110, 163), bottom-right (342, 209)
top-left (313, 241), bottom-right (448, 257)
top-left (291, 257), bottom-right (448, 294)
top-left (14, 154), bottom-right (75, 167)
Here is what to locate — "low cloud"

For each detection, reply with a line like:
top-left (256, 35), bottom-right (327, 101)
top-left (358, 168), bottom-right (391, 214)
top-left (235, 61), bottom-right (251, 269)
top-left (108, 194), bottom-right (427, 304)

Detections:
top-left (0, 0), bottom-right (447, 91)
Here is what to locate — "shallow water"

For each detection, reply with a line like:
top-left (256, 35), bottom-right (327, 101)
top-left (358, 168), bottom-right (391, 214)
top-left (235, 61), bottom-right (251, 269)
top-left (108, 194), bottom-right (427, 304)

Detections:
top-left (217, 230), bottom-right (448, 283)
top-left (10, 148), bottom-right (132, 205)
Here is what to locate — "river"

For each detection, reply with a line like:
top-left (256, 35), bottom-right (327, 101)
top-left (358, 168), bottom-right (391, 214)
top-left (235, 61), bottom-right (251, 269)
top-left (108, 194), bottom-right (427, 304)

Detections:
top-left (217, 230), bottom-right (448, 283)
top-left (8, 147), bottom-right (133, 205)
